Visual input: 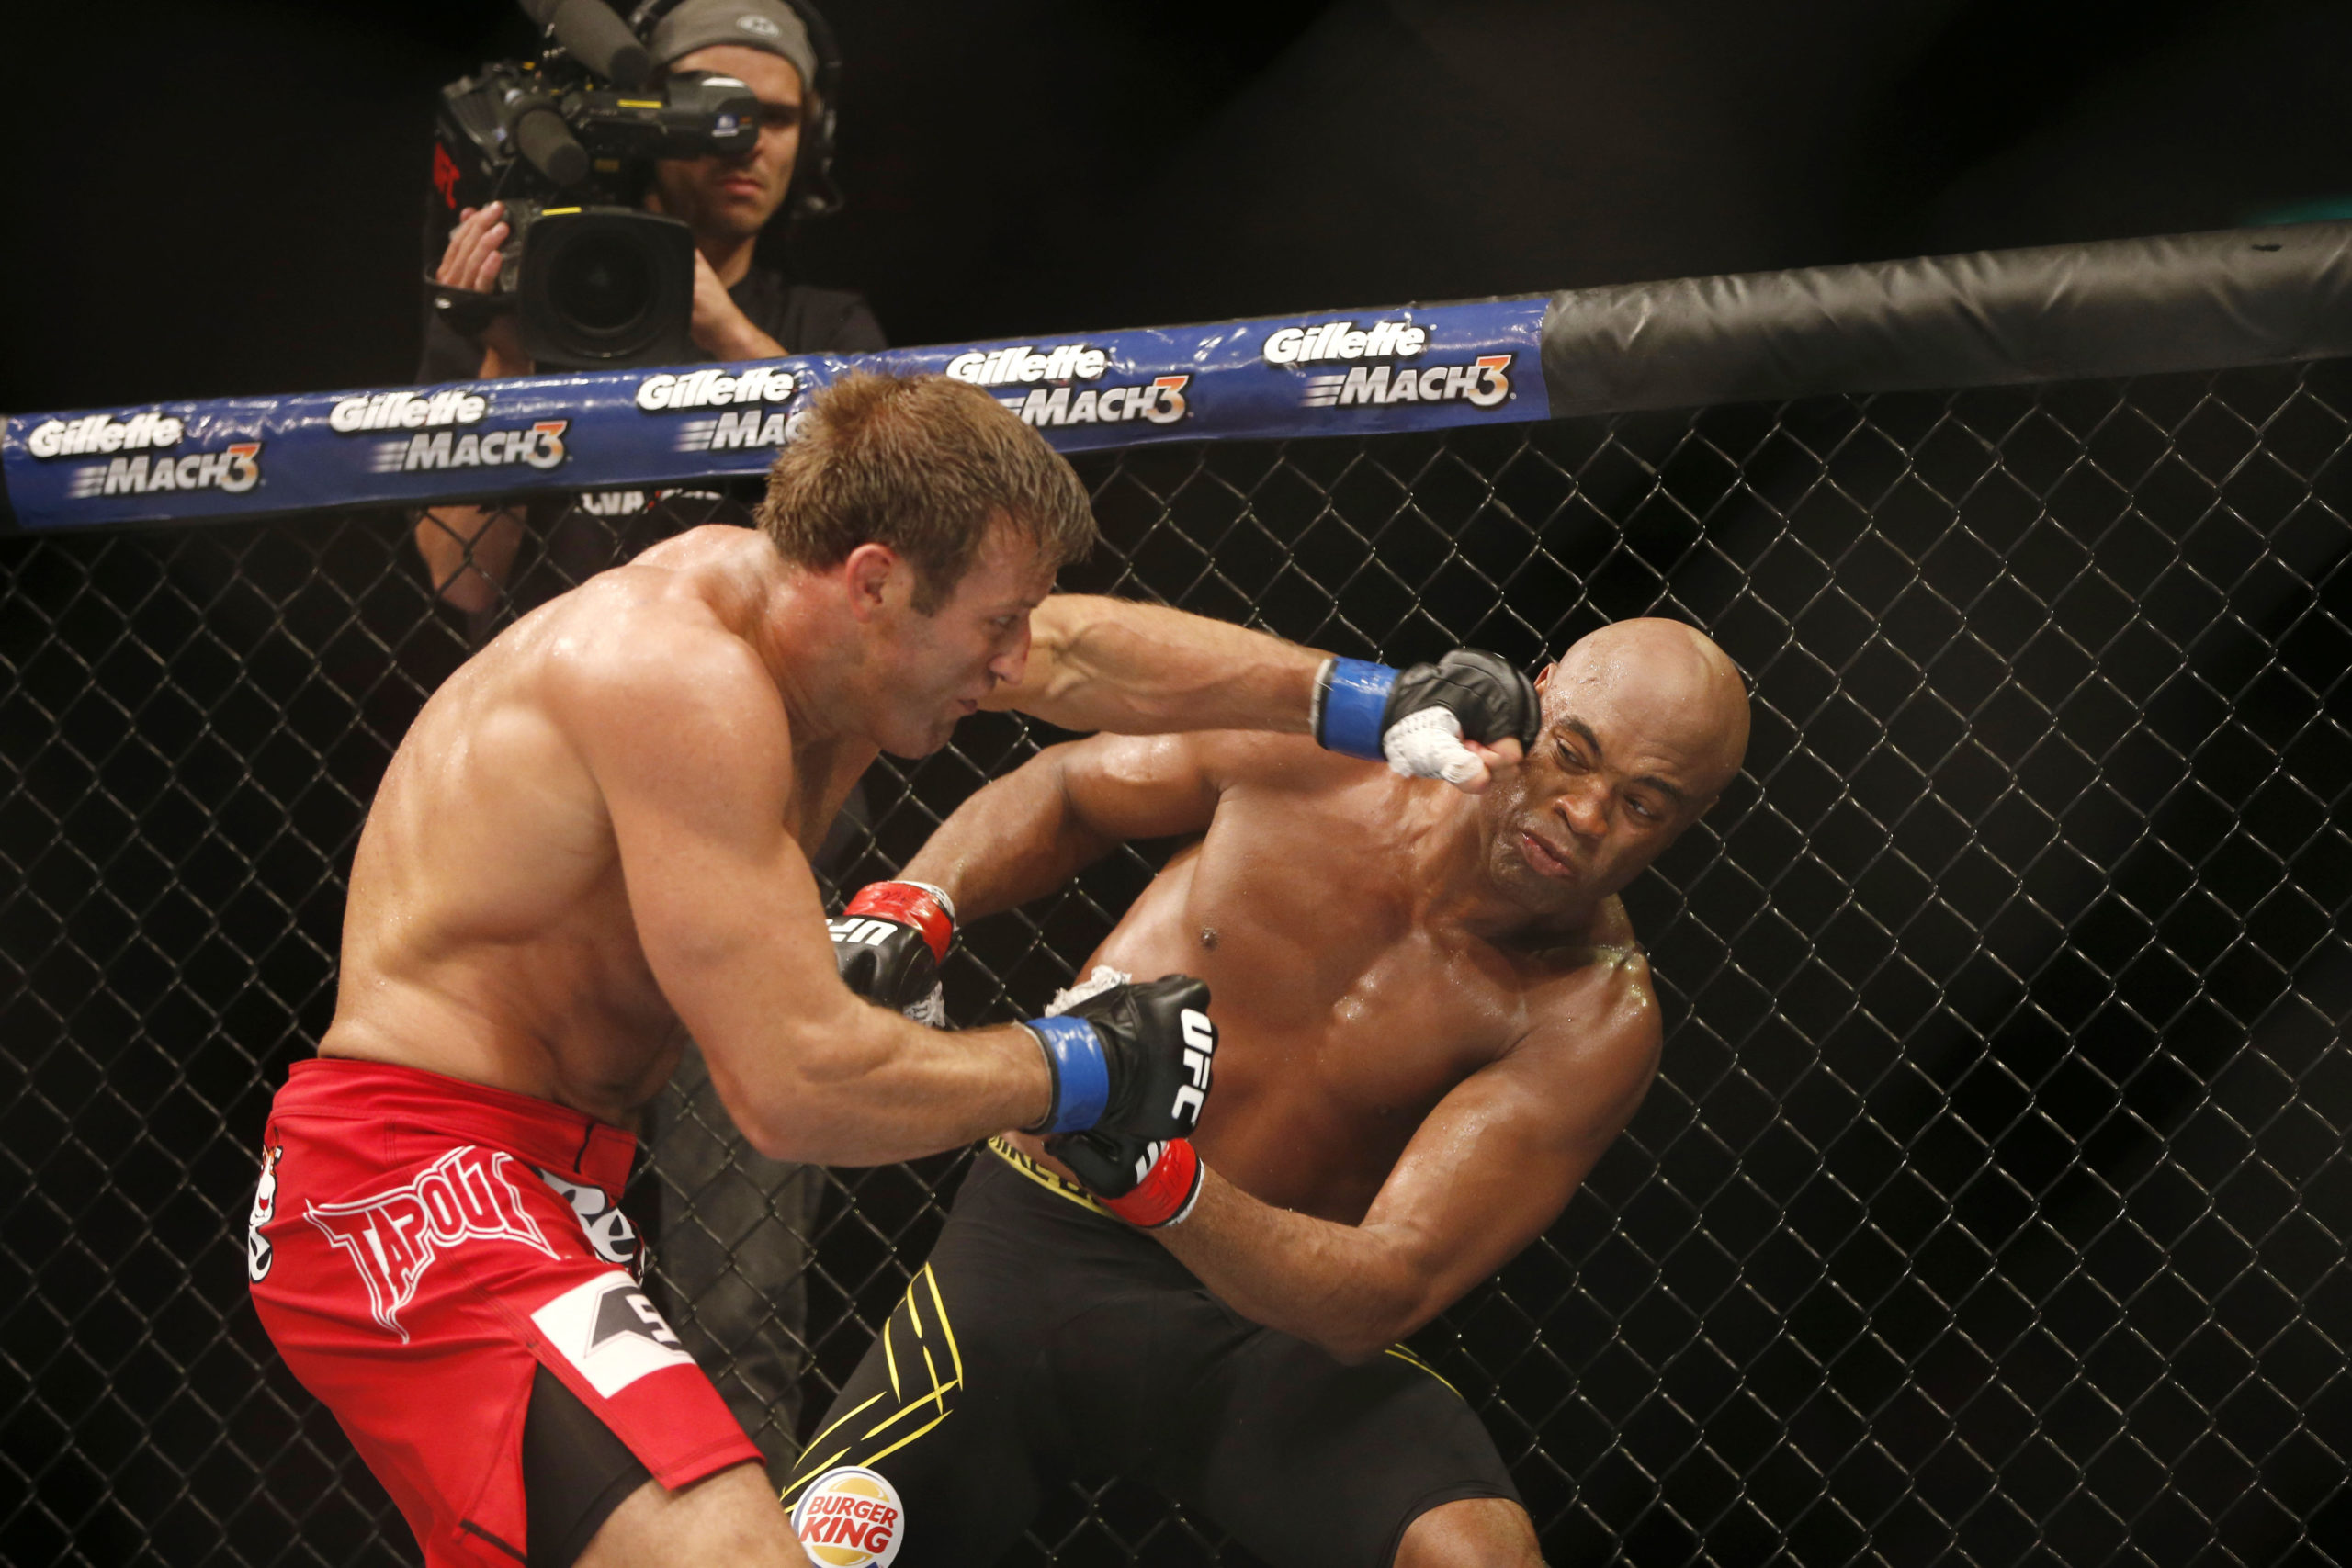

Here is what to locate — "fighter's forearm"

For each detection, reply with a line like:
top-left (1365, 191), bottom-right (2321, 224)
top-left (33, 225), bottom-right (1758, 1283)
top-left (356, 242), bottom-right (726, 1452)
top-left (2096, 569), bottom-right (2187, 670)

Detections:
top-left (712, 1010), bottom-right (1051, 1165)
top-left (902, 754), bottom-right (1122, 921)
top-left (1152, 1168), bottom-right (1445, 1364)
top-left (1007, 597), bottom-right (1322, 736)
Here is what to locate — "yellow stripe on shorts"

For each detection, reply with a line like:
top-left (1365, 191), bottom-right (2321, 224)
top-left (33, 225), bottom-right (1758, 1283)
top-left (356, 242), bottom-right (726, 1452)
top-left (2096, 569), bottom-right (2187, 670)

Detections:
top-left (986, 1134), bottom-right (1115, 1218)
top-left (781, 1262), bottom-right (967, 1504)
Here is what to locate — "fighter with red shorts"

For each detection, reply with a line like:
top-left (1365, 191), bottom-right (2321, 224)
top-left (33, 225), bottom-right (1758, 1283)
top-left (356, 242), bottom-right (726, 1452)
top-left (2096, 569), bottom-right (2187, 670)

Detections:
top-left (243, 372), bottom-right (1534, 1568)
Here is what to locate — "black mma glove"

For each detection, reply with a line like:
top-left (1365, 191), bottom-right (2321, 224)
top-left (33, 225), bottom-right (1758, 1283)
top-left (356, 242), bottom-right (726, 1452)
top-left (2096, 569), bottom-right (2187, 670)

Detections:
top-left (1046, 1130), bottom-right (1205, 1228)
top-left (829, 880), bottom-right (956, 1028)
top-left (1020, 975), bottom-right (1217, 1143)
top-left (1314, 650), bottom-right (1541, 785)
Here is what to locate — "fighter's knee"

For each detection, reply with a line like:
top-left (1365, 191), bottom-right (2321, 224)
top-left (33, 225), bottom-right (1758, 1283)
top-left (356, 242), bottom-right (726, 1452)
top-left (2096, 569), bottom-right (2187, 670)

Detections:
top-left (1394, 1495), bottom-right (1544, 1568)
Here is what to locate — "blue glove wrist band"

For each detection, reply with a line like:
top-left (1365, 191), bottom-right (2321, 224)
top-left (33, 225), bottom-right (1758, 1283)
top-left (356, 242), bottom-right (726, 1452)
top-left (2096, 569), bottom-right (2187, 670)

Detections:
top-left (1316, 658), bottom-right (1397, 761)
top-left (1025, 1017), bottom-right (1110, 1134)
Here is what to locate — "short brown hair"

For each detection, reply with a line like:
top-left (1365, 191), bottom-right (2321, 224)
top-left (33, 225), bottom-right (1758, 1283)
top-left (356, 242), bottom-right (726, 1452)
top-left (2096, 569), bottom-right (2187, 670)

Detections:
top-left (757, 372), bottom-right (1098, 611)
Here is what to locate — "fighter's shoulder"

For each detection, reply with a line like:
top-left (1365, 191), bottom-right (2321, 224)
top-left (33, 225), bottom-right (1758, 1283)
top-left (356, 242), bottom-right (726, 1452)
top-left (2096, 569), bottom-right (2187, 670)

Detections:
top-left (1519, 898), bottom-right (1659, 1038)
top-left (1187, 729), bottom-right (1374, 791)
top-left (537, 570), bottom-right (777, 736)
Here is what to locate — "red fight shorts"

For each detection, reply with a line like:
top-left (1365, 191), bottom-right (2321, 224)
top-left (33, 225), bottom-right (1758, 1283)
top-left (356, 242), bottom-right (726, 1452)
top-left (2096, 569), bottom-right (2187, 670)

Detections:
top-left (246, 1057), bottom-right (763, 1568)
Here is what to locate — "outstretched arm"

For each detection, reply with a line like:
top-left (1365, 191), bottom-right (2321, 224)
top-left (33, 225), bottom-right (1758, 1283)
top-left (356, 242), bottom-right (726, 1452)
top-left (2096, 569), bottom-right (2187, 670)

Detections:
top-left (1155, 948), bottom-right (1664, 1362)
top-left (987, 595), bottom-right (1322, 737)
top-left (900, 730), bottom-right (1231, 921)
top-left (990, 597), bottom-right (1533, 789)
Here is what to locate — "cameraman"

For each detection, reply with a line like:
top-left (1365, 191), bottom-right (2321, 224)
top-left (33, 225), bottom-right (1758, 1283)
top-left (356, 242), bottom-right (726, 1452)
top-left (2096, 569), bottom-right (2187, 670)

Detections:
top-left (411, 0), bottom-right (881, 1489)
top-left (414, 0), bottom-right (883, 616)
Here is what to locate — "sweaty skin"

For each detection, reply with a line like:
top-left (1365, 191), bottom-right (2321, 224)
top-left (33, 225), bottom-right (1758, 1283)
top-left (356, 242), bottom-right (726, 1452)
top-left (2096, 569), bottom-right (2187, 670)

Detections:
top-left (321, 522), bottom-right (1342, 1163)
top-left (907, 618), bottom-right (1747, 1564)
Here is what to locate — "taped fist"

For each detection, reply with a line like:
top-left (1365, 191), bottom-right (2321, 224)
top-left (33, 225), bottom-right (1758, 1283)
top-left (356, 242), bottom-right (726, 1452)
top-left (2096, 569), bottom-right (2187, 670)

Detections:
top-left (1022, 975), bottom-right (1217, 1144)
top-left (830, 881), bottom-right (956, 1028)
top-left (1315, 650), bottom-right (1541, 789)
top-left (1046, 1131), bottom-right (1205, 1228)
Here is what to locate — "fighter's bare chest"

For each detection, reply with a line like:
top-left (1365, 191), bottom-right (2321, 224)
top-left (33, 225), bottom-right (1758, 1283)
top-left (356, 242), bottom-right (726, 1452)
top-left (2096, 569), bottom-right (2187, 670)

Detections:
top-left (1205, 925), bottom-right (1520, 1109)
top-left (1128, 844), bottom-right (1525, 1114)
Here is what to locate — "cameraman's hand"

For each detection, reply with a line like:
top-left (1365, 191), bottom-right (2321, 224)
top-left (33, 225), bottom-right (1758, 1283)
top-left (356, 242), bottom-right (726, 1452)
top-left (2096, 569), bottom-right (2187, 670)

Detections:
top-left (689, 250), bottom-right (786, 363)
top-left (439, 202), bottom-right (509, 295)
top-left (437, 203), bottom-right (531, 378)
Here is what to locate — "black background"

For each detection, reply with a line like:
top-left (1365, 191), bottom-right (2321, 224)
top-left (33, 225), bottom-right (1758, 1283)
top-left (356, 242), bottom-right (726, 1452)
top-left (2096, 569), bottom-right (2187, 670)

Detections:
top-left (8, 0), bottom-right (2352, 415)
top-left (8, 6), bottom-right (2352, 1564)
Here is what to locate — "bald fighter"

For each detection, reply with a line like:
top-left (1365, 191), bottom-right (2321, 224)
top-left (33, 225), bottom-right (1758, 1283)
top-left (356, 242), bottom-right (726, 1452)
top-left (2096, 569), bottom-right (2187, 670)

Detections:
top-left (244, 373), bottom-right (1539, 1568)
top-left (793, 619), bottom-right (1748, 1568)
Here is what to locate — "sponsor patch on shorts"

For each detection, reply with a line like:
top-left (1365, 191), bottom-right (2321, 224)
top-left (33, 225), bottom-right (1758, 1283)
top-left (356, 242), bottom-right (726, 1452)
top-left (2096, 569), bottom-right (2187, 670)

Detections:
top-left (246, 1144), bottom-right (283, 1282)
top-left (790, 1467), bottom-right (906, 1567)
top-left (535, 1168), bottom-right (644, 1280)
top-left (531, 1273), bottom-right (696, 1397)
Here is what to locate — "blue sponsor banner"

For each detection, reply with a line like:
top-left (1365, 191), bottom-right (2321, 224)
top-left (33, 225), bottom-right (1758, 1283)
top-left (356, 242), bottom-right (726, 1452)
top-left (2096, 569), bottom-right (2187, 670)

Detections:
top-left (1, 298), bottom-right (1546, 533)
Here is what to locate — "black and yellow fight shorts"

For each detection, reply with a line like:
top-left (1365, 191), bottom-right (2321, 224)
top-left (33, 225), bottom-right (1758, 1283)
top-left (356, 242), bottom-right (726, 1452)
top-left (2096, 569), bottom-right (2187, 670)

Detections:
top-left (784, 1138), bottom-right (1521, 1568)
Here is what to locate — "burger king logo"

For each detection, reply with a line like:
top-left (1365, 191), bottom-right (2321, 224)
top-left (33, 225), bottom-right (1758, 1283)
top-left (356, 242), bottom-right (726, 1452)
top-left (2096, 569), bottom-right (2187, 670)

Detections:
top-left (790, 1466), bottom-right (906, 1566)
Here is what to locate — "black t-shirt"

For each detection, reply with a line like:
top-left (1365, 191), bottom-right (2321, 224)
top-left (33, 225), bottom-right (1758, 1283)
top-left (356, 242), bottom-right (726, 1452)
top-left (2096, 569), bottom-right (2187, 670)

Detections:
top-left (418, 265), bottom-right (886, 629)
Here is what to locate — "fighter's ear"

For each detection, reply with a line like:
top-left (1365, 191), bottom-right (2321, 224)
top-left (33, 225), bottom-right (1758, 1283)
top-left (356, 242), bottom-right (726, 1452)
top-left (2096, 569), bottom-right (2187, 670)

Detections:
top-left (1533, 661), bottom-right (1556, 693)
top-left (842, 543), bottom-right (903, 621)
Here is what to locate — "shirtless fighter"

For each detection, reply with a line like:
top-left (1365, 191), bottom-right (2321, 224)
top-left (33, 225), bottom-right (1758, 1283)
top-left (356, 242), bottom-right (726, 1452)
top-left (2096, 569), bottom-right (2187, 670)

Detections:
top-left (793, 617), bottom-right (1749, 1568)
top-left (243, 373), bottom-right (1540, 1568)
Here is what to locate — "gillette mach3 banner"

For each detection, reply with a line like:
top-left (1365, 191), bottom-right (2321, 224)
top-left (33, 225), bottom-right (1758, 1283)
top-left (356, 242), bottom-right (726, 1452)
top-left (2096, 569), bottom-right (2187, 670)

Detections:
top-left (2, 298), bottom-right (1547, 532)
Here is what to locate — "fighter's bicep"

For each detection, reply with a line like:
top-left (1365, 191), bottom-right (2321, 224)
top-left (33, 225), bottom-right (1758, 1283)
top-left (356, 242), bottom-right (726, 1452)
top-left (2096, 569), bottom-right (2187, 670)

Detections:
top-left (1366, 1006), bottom-right (1662, 1311)
top-left (1053, 732), bottom-right (1226, 842)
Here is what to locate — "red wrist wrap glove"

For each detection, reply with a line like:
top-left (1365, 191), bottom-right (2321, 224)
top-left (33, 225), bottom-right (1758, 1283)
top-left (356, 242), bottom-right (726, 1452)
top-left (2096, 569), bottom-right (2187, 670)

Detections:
top-left (842, 881), bottom-right (954, 964)
top-left (1098, 1139), bottom-right (1204, 1229)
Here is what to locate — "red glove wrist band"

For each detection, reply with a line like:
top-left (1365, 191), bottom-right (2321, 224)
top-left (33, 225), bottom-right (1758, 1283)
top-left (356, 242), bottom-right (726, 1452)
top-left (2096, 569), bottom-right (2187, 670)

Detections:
top-left (1102, 1139), bottom-right (1204, 1229)
top-left (843, 881), bottom-right (955, 964)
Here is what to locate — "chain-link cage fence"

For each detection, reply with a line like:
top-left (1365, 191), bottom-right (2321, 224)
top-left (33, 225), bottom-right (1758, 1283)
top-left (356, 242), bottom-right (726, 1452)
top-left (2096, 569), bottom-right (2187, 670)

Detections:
top-left (6, 357), bottom-right (2350, 1568)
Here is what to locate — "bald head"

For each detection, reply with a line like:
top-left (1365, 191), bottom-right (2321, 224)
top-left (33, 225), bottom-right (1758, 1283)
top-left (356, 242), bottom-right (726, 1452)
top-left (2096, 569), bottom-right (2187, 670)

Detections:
top-left (1546, 619), bottom-right (1748, 807)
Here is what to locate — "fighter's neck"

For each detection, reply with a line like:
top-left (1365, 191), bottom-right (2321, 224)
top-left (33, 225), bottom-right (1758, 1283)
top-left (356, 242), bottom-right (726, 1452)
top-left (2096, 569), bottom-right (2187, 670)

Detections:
top-left (752, 588), bottom-right (874, 750)
top-left (679, 539), bottom-right (869, 749)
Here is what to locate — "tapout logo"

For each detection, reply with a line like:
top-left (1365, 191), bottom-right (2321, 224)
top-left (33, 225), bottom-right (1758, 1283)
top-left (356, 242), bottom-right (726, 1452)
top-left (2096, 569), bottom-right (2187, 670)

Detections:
top-left (791, 1467), bottom-right (907, 1567)
top-left (305, 1146), bottom-right (556, 1340)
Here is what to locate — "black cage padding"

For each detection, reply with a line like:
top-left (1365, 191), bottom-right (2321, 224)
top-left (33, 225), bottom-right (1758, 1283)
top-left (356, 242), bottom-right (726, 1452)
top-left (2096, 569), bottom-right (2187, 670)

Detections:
top-left (1542, 222), bottom-right (2352, 418)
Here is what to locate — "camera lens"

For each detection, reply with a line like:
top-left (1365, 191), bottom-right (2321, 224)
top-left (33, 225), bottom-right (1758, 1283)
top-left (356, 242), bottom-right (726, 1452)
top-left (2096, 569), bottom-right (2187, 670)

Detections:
top-left (548, 232), bottom-right (653, 333)
top-left (517, 209), bottom-right (697, 368)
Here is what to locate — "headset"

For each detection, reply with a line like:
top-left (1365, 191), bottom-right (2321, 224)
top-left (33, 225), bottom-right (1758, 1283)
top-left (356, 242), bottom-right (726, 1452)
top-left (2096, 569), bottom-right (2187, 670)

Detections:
top-left (627, 0), bottom-right (845, 220)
